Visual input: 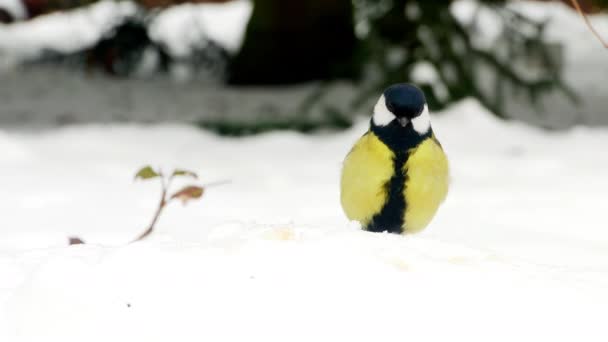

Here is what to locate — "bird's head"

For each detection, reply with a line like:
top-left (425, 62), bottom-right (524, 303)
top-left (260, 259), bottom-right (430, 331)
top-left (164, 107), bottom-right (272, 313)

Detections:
top-left (372, 83), bottom-right (431, 136)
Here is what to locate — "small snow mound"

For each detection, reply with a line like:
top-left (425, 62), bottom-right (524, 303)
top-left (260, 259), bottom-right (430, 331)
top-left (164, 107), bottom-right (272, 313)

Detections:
top-left (0, 0), bottom-right (138, 63)
top-left (0, 0), bottom-right (27, 21)
top-left (149, 0), bottom-right (253, 55)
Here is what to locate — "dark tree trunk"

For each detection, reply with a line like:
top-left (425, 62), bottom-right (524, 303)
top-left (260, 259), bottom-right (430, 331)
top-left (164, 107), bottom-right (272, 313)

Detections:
top-left (228, 0), bottom-right (358, 85)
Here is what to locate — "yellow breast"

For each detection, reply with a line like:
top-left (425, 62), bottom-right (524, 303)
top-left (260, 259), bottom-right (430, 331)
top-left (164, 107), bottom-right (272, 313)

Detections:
top-left (402, 137), bottom-right (449, 234)
top-left (340, 131), bottom-right (449, 234)
top-left (340, 133), bottom-right (395, 226)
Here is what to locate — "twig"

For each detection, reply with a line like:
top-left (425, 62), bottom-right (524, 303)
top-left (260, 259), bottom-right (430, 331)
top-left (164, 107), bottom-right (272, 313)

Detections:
top-left (129, 175), bottom-right (229, 243)
top-left (568, 0), bottom-right (608, 48)
top-left (131, 172), bottom-right (168, 243)
top-left (69, 167), bottom-right (223, 246)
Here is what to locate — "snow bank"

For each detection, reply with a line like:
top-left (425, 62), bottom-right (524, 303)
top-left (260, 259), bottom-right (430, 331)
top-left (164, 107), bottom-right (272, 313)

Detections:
top-left (0, 1), bottom-right (138, 67)
top-left (3, 227), bottom-right (606, 342)
top-left (0, 0), bottom-right (26, 21)
top-left (0, 0), bottom-right (252, 70)
top-left (1, 99), bottom-right (608, 341)
top-left (149, 0), bottom-right (253, 55)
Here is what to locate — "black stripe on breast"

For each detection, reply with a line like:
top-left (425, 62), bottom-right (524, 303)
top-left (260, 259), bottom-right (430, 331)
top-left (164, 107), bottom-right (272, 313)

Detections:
top-left (366, 119), bottom-right (433, 234)
top-left (367, 150), bottom-right (408, 233)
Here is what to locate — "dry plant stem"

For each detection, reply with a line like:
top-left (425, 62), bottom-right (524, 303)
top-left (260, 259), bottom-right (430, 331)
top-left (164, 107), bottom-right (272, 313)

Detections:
top-left (131, 173), bottom-right (172, 243)
top-left (70, 170), bottom-right (217, 245)
top-left (569, 0), bottom-right (608, 48)
top-left (131, 177), bottom-right (226, 242)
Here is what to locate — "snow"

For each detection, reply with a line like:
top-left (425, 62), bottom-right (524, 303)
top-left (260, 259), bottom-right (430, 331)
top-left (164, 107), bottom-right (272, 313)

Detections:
top-left (451, 0), bottom-right (608, 127)
top-left (1, 99), bottom-right (608, 341)
top-left (0, 0), bottom-right (138, 69)
top-left (149, 0), bottom-right (253, 55)
top-left (1, 2), bottom-right (608, 338)
top-left (452, 0), bottom-right (608, 54)
top-left (410, 61), bottom-right (449, 101)
top-left (2, 0), bottom-right (606, 128)
top-left (0, 0), bottom-right (252, 70)
top-left (0, 0), bottom-right (27, 21)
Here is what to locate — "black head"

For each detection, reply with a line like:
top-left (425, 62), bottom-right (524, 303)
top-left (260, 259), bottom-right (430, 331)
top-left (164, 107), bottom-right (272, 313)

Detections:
top-left (383, 84), bottom-right (427, 120)
top-left (370, 83), bottom-right (432, 149)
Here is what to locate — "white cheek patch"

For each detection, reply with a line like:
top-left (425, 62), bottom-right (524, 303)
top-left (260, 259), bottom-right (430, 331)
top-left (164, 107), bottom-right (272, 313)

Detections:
top-left (372, 95), bottom-right (395, 126)
top-left (412, 105), bottom-right (431, 134)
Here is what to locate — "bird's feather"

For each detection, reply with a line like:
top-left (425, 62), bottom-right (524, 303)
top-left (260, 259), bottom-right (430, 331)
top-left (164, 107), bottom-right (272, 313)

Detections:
top-left (340, 133), bottom-right (394, 226)
top-left (402, 137), bottom-right (449, 233)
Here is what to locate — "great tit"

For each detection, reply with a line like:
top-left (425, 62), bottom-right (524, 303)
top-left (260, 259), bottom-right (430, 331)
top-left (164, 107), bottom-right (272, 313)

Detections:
top-left (340, 84), bottom-right (449, 234)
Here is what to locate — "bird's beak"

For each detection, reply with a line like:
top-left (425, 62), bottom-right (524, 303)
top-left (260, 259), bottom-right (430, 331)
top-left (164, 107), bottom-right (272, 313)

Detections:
top-left (397, 117), bottom-right (409, 127)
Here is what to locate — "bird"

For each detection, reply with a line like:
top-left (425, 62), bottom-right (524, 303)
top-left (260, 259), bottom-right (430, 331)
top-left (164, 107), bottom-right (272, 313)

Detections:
top-left (340, 83), bottom-right (449, 234)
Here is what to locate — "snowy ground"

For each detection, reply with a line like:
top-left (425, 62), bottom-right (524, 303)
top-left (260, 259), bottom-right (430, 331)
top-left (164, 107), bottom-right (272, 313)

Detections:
top-left (1, 99), bottom-right (608, 341)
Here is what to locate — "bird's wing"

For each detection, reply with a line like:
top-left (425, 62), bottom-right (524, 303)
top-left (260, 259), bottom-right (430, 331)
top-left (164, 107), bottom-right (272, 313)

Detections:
top-left (402, 137), bottom-right (450, 233)
top-left (340, 132), bottom-right (395, 225)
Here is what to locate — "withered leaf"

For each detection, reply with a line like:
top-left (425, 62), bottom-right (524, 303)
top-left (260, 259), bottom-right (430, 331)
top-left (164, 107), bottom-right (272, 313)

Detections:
top-left (68, 236), bottom-right (86, 245)
top-left (170, 185), bottom-right (205, 205)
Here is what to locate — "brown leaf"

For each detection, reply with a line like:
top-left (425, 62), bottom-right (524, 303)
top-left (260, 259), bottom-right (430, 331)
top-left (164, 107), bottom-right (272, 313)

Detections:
top-left (68, 236), bottom-right (86, 245)
top-left (170, 185), bottom-right (205, 205)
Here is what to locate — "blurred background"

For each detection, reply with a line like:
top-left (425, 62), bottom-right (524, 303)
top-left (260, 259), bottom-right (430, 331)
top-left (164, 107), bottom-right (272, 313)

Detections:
top-left (0, 0), bottom-right (606, 132)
